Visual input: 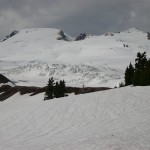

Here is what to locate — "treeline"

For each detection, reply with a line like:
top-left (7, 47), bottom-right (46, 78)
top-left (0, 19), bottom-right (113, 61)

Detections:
top-left (44, 77), bottom-right (67, 100)
top-left (125, 52), bottom-right (150, 86)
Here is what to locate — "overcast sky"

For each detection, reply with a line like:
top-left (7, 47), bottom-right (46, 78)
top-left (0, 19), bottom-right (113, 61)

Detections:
top-left (0, 0), bottom-right (150, 39)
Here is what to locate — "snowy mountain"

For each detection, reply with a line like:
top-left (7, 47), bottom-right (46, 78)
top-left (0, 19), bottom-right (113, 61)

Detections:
top-left (1, 28), bottom-right (150, 150)
top-left (0, 86), bottom-right (150, 150)
top-left (0, 28), bottom-right (150, 87)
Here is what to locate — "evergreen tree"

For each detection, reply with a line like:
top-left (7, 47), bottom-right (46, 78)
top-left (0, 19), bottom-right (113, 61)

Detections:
top-left (125, 63), bottom-right (134, 85)
top-left (44, 78), bottom-right (67, 100)
top-left (135, 52), bottom-right (147, 71)
top-left (53, 81), bottom-right (60, 98)
top-left (125, 66), bottom-right (129, 85)
top-left (44, 77), bottom-right (55, 100)
top-left (144, 59), bottom-right (150, 85)
top-left (53, 80), bottom-right (66, 98)
top-left (133, 52), bottom-right (147, 86)
top-left (59, 80), bottom-right (66, 97)
top-left (124, 52), bottom-right (150, 86)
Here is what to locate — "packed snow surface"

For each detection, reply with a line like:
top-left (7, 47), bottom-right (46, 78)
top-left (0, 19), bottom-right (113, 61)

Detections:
top-left (0, 28), bottom-right (150, 87)
top-left (0, 86), bottom-right (150, 150)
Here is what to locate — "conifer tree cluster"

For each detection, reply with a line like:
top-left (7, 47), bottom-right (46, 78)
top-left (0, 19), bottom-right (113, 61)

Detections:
top-left (125, 52), bottom-right (150, 86)
top-left (44, 77), bottom-right (67, 100)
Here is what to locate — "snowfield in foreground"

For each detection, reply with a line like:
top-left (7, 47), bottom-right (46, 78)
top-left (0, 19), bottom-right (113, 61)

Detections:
top-left (0, 86), bottom-right (150, 150)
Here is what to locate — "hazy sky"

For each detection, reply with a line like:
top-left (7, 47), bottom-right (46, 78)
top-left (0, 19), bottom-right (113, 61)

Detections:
top-left (0, 0), bottom-right (150, 39)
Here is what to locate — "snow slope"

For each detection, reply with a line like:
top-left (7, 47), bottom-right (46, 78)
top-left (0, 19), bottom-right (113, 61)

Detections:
top-left (0, 86), bottom-right (150, 150)
top-left (0, 28), bottom-right (150, 87)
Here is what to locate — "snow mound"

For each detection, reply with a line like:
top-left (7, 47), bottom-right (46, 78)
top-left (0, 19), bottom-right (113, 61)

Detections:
top-left (0, 86), bottom-right (150, 149)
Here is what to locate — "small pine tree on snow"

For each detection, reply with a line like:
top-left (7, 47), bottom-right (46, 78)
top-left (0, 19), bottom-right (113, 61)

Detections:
top-left (44, 77), bottom-right (55, 100)
top-left (44, 78), bottom-right (67, 100)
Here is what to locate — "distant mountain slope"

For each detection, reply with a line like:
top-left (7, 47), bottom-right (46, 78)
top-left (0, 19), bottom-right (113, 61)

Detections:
top-left (0, 28), bottom-right (150, 87)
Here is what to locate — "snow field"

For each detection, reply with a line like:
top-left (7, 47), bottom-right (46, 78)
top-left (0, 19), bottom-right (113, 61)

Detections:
top-left (0, 86), bottom-right (150, 149)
